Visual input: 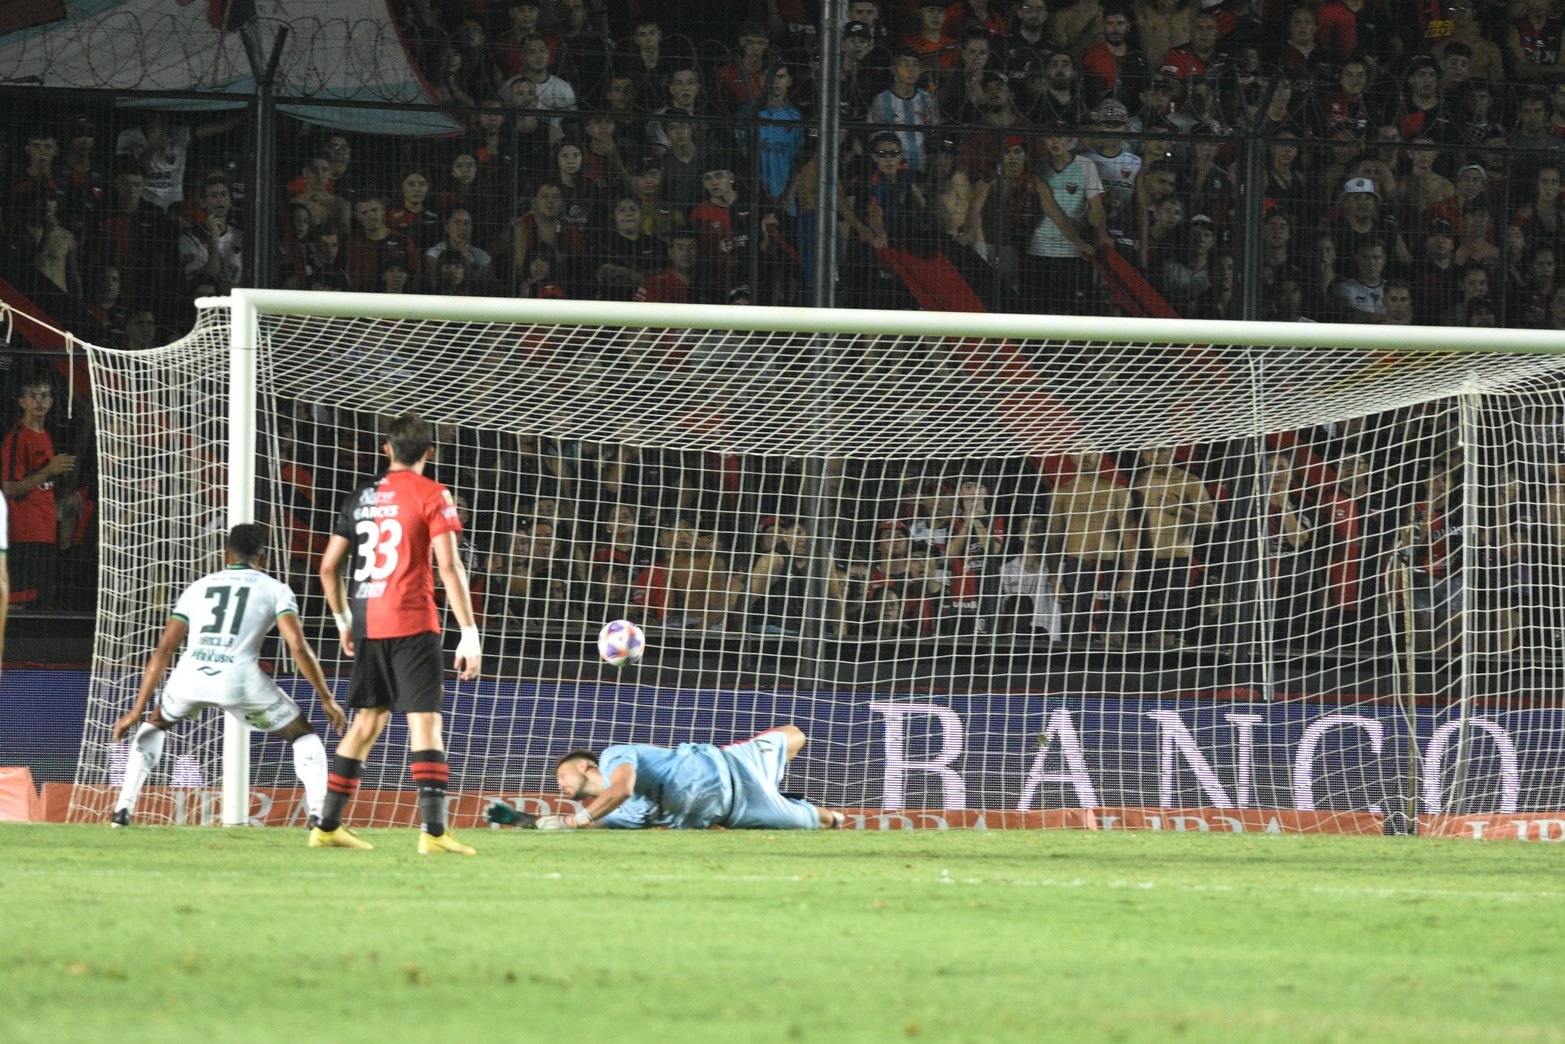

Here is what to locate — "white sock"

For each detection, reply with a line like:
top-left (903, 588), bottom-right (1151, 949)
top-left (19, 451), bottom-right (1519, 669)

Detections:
top-left (291, 732), bottom-right (328, 819)
top-left (117, 723), bottom-right (165, 814)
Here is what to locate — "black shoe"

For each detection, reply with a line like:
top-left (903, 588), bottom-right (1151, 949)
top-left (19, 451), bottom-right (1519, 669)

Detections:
top-left (109, 809), bottom-right (130, 828)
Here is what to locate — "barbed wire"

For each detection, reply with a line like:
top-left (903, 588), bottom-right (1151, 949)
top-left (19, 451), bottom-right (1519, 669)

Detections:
top-left (2, 13), bottom-right (432, 102)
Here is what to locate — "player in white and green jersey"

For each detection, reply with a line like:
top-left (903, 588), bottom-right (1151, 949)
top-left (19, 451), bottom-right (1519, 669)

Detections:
top-left (109, 523), bottom-right (345, 827)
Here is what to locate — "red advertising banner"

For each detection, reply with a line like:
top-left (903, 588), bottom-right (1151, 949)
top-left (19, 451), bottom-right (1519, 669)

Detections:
top-left (1092, 807), bottom-right (1386, 834)
top-left (37, 785), bottom-right (1564, 839)
top-left (1421, 814), bottom-right (1565, 841)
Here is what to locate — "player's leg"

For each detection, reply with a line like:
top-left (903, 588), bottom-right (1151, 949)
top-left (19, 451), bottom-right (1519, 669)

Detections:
top-left (232, 668), bottom-right (329, 826)
top-left (394, 634), bottom-right (474, 855)
top-left (312, 707), bottom-right (387, 841)
top-left (312, 640), bottom-right (394, 846)
top-left (720, 731), bottom-right (832, 829)
top-left (271, 715), bottom-right (328, 826)
top-left (112, 706), bottom-right (177, 826)
top-left (777, 724), bottom-right (806, 761)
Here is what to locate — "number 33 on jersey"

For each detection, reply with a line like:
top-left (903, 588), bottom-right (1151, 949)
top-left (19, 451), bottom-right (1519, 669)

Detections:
top-left (332, 470), bottom-right (463, 640)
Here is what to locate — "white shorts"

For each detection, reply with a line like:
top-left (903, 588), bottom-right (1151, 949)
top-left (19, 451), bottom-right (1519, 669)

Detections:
top-left (160, 662), bottom-right (303, 733)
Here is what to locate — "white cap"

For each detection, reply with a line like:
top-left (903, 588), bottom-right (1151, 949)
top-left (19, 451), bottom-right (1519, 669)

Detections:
top-left (1342, 176), bottom-right (1379, 199)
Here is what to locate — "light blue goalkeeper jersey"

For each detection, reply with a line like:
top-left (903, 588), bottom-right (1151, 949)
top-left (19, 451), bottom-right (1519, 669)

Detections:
top-left (597, 743), bottom-right (731, 830)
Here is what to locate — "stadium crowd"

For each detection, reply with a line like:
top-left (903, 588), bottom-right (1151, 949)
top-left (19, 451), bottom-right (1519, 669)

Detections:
top-left (2, 0), bottom-right (1565, 648)
top-left (260, 399), bottom-right (1543, 659)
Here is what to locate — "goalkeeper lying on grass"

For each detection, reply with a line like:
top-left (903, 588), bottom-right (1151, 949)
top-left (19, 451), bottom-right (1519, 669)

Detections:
top-left (487, 724), bottom-right (845, 830)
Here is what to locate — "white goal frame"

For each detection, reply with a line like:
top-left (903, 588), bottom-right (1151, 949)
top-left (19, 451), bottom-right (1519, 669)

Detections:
top-left (196, 288), bottom-right (1565, 825)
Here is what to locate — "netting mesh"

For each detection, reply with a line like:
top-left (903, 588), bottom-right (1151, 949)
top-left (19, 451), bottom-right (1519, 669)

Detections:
top-left (68, 297), bottom-right (1565, 829)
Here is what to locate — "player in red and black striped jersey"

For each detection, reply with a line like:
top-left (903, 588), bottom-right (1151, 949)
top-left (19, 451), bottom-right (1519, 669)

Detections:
top-left (310, 414), bottom-right (482, 855)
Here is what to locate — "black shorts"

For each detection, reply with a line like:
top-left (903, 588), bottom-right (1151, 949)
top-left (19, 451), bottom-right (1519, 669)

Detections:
top-left (346, 632), bottom-right (446, 714)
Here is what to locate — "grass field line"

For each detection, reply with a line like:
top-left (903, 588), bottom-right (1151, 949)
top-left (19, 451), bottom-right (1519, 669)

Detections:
top-left (19, 862), bottom-right (1556, 902)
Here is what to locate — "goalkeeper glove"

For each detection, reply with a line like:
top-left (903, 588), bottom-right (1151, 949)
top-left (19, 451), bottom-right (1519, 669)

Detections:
top-left (536, 814), bottom-right (582, 831)
top-left (484, 800), bottom-right (538, 829)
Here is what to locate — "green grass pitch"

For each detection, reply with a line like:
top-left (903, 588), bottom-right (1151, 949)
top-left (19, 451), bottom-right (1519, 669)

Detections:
top-left (4, 825), bottom-right (1562, 1043)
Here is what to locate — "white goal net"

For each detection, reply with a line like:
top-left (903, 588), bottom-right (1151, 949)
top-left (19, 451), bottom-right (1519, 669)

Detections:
top-left (67, 292), bottom-right (1565, 833)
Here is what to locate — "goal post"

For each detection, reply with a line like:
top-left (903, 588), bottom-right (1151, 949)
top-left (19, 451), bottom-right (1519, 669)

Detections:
top-left (67, 288), bottom-right (1565, 833)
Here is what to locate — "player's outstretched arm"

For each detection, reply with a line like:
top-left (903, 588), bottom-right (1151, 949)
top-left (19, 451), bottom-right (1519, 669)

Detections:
top-left (113, 618), bottom-right (186, 741)
top-left (276, 612), bottom-right (345, 734)
top-left (318, 534), bottom-right (355, 659)
top-left (539, 764), bottom-right (635, 830)
top-left (433, 530), bottom-right (481, 681)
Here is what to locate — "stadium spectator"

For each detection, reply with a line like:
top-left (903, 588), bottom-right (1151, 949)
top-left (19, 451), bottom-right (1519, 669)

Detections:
top-left (1024, 50), bottom-right (1090, 128)
top-left (1131, 445), bottom-right (1216, 649)
top-left (386, 170), bottom-right (444, 251)
top-left (1024, 126), bottom-right (1108, 315)
top-left (717, 24), bottom-right (775, 112)
top-left (344, 194), bottom-right (421, 292)
top-left (1159, 7), bottom-right (1219, 83)
top-left (287, 154), bottom-right (350, 237)
top-left (84, 265), bottom-right (129, 346)
top-left (1045, 451), bottom-right (1138, 642)
top-left (659, 116), bottom-right (709, 210)
top-left (114, 110), bottom-right (243, 212)
top-left (1506, 0), bottom-right (1565, 85)
top-left (505, 34), bottom-right (578, 125)
top-left (688, 158), bottom-right (759, 300)
top-left (869, 51), bottom-right (942, 172)
top-left (428, 46), bottom-right (479, 109)
top-left (1434, 3), bottom-right (1504, 89)
top-left (1050, 0), bottom-right (1106, 56)
top-left (1134, 0), bottom-right (1193, 85)
top-left (6, 129), bottom-right (60, 229)
top-left (492, 0), bottom-right (556, 81)
top-left (995, 513), bottom-right (1063, 640)
top-left (1159, 211), bottom-right (1218, 311)
top-left (740, 65), bottom-right (806, 206)
top-left (937, 31), bottom-right (994, 119)
top-left (1442, 260), bottom-right (1492, 325)
top-left (635, 229), bottom-right (706, 303)
top-left (906, 0), bottom-right (958, 70)
top-left (624, 157), bottom-right (684, 242)
top-left (1263, 447), bottom-right (1319, 642)
top-left (1511, 164), bottom-right (1565, 249)
top-left (558, 0), bottom-right (613, 101)
top-left (1258, 208), bottom-right (1303, 293)
top-left (997, 0), bottom-right (1052, 85)
top-left (590, 197), bottom-right (663, 300)
top-left (176, 177), bottom-right (242, 292)
top-left (509, 180), bottom-right (584, 295)
top-left (537, 726), bottom-right (842, 830)
top-left (1411, 216), bottom-right (1461, 323)
top-left (549, 141), bottom-right (599, 232)
top-left (2, 375), bottom-right (78, 608)
top-left (647, 66), bottom-right (712, 153)
top-left (840, 21), bottom-right (894, 118)
top-left (933, 0), bottom-right (995, 41)
top-left (91, 165), bottom-right (176, 310)
top-left (487, 517), bottom-right (573, 624)
top-left (615, 21), bottom-right (681, 112)
top-left (633, 515), bottom-right (737, 628)
top-left (1080, 6), bottom-right (1141, 105)
top-left (1333, 238), bottom-right (1389, 320)
top-left (503, 78), bottom-right (561, 184)
top-left (740, 517), bottom-right (831, 634)
top-left (56, 116), bottom-right (106, 237)
top-left (432, 152), bottom-right (486, 230)
top-left (424, 208), bottom-right (493, 284)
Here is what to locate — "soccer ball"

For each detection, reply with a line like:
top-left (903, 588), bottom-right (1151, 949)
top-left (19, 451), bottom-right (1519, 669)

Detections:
top-left (597, 619), bottom-right (646, 667)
